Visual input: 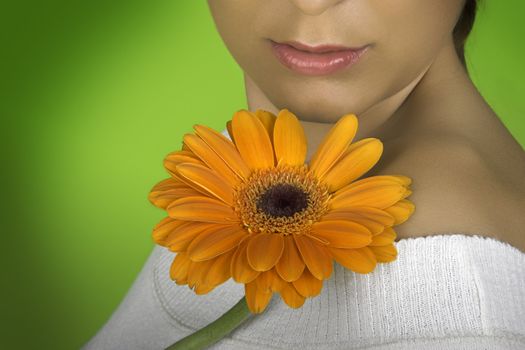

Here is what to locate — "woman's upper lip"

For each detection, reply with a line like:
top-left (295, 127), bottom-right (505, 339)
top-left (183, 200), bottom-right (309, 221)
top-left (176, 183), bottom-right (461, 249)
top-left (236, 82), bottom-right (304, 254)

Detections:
top-left (270, 39), bottom-right (364, 53)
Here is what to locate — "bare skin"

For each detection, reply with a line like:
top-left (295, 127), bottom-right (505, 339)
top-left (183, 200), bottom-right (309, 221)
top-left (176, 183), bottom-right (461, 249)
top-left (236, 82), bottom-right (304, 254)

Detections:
top-left (245, 38), bottom-right (525, 253)
top-left (208, 0), bottom-right (525, 252)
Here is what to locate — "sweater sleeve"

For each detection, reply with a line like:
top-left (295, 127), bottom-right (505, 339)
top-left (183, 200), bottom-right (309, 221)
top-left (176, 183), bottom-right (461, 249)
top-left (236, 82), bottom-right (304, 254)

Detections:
top-left (82, 234), bottom-right (525, 350)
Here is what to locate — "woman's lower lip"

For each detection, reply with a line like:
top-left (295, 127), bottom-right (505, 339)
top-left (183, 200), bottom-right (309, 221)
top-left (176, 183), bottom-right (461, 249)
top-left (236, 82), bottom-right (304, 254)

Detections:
top-left (269, 40), bottom-right (369, 76)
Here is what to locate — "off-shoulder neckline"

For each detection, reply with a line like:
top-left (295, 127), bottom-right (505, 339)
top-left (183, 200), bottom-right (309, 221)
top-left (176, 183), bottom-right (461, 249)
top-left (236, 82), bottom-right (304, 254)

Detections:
top-left (394, 233), bottom-right (525, 255)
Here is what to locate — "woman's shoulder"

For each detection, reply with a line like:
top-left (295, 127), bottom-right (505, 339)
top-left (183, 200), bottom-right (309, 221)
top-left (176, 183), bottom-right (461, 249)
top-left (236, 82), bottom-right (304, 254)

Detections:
top-left (373, 130), bottom-right (525, 253)
top-left (155, 234), bottom-right (525, 349)
top-left (84, 233), bottom-right (525, 350)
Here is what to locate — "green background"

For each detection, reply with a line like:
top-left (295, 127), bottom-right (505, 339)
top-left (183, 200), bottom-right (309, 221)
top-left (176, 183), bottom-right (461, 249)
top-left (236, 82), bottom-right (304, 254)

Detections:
top-left (1, 1), bottom-right (523, 349)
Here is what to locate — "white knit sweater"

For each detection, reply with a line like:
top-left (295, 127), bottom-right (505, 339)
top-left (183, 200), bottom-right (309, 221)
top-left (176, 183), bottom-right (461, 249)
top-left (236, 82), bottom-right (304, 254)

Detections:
top-left (83, 234), bottom-right (525, 349)
top-left (85, 130), bottom-right (525, 349)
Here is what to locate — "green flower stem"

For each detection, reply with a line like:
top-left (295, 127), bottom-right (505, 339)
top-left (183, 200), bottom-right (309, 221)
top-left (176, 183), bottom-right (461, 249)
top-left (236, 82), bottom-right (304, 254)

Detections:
top-left (165, 296), bottom-right (254, 350)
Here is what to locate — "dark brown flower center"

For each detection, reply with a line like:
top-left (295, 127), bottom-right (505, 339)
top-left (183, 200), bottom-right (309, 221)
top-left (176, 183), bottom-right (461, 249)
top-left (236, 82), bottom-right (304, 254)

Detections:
top-left (233, 164), bottom-right (331, 235)
top-left (257, 183), bottom-right (309, 217)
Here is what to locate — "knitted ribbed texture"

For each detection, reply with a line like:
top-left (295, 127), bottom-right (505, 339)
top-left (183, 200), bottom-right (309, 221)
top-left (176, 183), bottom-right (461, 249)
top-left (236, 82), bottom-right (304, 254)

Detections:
top-left (83, 234), bottom-right (525, 350)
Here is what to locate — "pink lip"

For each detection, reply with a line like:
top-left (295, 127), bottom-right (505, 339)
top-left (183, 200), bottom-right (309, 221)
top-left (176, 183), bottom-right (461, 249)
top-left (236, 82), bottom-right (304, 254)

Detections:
top-left (269, 39), bottom-right (369, 76)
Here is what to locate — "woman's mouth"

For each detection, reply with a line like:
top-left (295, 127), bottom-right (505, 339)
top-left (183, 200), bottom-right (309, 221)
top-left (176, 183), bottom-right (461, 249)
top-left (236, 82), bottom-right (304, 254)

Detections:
top-left (269, 39), bottom-right (369, 76)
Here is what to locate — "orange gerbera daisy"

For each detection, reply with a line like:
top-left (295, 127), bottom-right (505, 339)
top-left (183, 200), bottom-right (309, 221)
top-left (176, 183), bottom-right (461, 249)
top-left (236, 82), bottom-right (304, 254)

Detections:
top-left (148, 109), bottom-right (414, 313)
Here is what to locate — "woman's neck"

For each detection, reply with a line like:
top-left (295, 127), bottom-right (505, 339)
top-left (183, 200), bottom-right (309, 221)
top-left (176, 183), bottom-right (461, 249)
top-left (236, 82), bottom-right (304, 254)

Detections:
top-left (243, 38), bottom-right (481, 159)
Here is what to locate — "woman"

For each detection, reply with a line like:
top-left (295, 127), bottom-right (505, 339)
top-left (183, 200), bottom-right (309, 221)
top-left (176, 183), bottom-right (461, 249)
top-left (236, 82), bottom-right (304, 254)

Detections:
top-left (84, 0), bottom-right (525, 349)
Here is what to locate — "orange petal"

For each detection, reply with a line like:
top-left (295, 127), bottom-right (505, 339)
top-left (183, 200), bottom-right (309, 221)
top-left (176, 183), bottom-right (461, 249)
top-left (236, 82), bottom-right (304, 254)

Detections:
top-left (181, 142), bottom-right (192, 152)
top-left (256, 268), bottom-right (285, 293)
top-left (245, 280), bottom-right (273, 314)
top-left (308, 114), bottom-right (358, 179)
top-left (320, 207), bottom-right (395, 235)
top-left (273, 109), bottom-right (307, 166)
top-left (255, 109), bottom-right (278, 164)
top-left (163, 163), bottom-right (217, 199)
top-left (279, 282), bottom-right (306, 309)
top-left (164, 150), bottom-right (203, 177)
top-left (369, 244), bottom-right (398, 263)
top-left (334, 175), bottom-right (409, 195)
top-left (187, 258), bottom-right (216, 288)
top-left (294, 234), bottom-right (333, 280)
top-left (149, 188), bottom-right (203, 210)
top-left (292, 268), bottom-right (323, 297)
top-left (246, 233), bottom-right (285, 271)
top-left (194, 124), bottom-right (251, 180)
top-left (226, 120), bottom-right (235, 143)
top-left (330, 181), bottom-right (407, 210)
top-left (305, 233), bottom-right (330, 245)
top-left (148, 178), bottom-right (202, 209)
top-left (176, 163), bottom-right (234, 205)
top-left (255, 109), bottom-right (277, 139)
top-left (148, 177), bottom-right (180, 193)
top-left (232, 109), bottom-right (274, 169)
top-left (168, 172), bottom-right (196, 192)
top-left (187, 224), bottom-right (247, 262)
top-left (231, 238), bottom-right (260, 283)
top-left (311, 220), bottom-right (372, 248)
top-left (370, 226), bottom-right (397, 246)
top-left (204, 249), bottom-right (235, 287)
top-left (194, 284), bottom-right (216, 295)
top-left (329, 246), bottom-right (377, 274)
top-left (322, 138), bottom-right (383, 192)
top-left (390, 175), bottom-right (412, 187)
top-left (275, 235), bottom-right (305, 282)
top-left (183, 133), bottom-right (241, 188)
top-left (153, 176), bottom-right (190, 189)
top-left (167, 196), bottom-right (238, 223)
top-left (151, 217), bottom-right (186, 244)
top-left (164, 221), bottom-right (217, 252)
top-left (169, 252), bottom-right (192, 283)
top-left (383, 199), bottom-right (416, 225)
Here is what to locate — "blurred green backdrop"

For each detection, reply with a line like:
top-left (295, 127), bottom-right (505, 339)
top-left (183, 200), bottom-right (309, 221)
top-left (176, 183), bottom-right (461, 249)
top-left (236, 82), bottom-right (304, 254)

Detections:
top-left (1, 1), bottom-right (523, 349)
